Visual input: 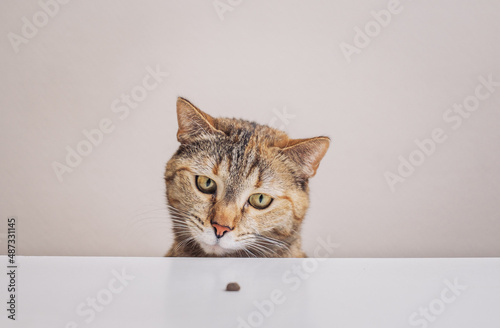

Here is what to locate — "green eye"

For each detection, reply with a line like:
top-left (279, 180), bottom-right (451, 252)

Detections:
top-left (196, 176), bottom-right (217, 194)
top-left (248, 193), bottom-right (273, 209)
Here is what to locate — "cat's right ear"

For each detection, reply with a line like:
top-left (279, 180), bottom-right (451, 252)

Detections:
top-left (176, 97), bottom-right (223, 143)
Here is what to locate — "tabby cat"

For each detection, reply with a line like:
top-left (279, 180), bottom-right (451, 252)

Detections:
top-left (165, 98), bottom-right (329, 257)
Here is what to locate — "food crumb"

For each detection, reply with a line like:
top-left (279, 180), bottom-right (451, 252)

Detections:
top-left (226, 282), bottom-right (240, 291)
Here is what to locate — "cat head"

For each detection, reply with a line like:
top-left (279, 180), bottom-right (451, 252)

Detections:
top-left (165, 98), bottom-right (329, 257)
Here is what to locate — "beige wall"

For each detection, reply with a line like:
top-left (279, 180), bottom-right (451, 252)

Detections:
top-left (1, 0), bottom-right (499, 257)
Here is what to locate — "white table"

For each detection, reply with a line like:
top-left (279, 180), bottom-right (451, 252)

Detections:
top-left (1, 256), bottom-right (499, 328)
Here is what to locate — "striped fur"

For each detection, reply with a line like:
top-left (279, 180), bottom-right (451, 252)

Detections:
top-left (165, 98), bottom-right (329, 257)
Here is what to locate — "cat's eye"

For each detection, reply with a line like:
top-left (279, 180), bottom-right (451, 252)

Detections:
top-left (248, 193), bottom-right (273, 209)
top-left (196, 175), bottom-right (217, 194)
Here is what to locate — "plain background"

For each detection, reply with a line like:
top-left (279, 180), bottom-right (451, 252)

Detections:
top-left (0, 0), bottom-right (499, 257)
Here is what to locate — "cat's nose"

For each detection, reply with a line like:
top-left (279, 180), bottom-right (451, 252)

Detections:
top-left (212, 222), bottom-right (232, 238)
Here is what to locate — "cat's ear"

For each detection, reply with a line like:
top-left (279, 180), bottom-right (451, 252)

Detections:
top-left (176, 97), bottom-right (223, 143)
top-left (280, 137), bottom-right (330, 178)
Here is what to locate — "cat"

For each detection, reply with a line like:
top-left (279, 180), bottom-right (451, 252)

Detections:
top-left (165, 98), bottom-right (329, 257)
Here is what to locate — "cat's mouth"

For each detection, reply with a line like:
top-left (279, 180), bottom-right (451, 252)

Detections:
top-left (199, 241), bottom-right (231, 256)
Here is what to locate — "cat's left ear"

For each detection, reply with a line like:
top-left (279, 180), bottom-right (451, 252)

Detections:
top-left (176, 97), bottom-right (224, 143)
top-left (281, 137), bottom-right (330, 178)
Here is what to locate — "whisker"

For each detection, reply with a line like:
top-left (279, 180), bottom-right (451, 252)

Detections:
top-left (247, 245), bottom-right (269, 258)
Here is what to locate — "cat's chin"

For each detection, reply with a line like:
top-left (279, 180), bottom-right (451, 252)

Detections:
top-left (199, 242), bottom-right (231, 256)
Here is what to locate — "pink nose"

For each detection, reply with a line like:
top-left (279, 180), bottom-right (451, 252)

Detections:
top-left (212, 223), bottom-right (232, 238)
